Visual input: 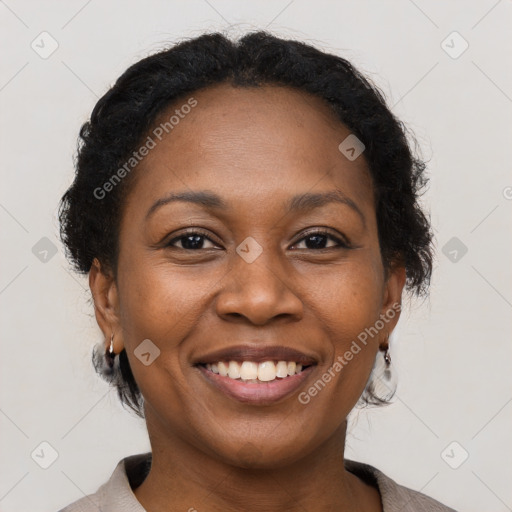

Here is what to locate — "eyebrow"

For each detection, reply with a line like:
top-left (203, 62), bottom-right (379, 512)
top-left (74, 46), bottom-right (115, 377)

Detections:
top-left (145, 189), bottom-right (366, 227)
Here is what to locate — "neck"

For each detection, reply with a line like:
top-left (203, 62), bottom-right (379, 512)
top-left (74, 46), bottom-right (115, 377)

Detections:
top-left (134, 408), bottom-right (381, 512)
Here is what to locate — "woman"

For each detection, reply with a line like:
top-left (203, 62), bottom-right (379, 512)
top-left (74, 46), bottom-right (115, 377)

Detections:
top-left (57, 31), bottom-right (456, 512)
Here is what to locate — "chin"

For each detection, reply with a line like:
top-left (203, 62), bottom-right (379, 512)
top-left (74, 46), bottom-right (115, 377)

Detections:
top-left (213, 436), bottom-right (312, 471)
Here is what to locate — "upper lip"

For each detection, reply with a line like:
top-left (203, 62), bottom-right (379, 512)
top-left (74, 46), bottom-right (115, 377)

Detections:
top-left (193, 345), bottom-right (318, 366)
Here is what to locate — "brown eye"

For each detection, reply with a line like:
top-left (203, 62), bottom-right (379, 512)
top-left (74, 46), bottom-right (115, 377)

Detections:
top-left (292, 230), bottom-right (349, 250)
top-left (167, 230), bottom-right (219, 250)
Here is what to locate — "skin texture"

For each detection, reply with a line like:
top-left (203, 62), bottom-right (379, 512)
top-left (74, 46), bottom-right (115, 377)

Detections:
top-left (89, 83), bottom-right (406, 512)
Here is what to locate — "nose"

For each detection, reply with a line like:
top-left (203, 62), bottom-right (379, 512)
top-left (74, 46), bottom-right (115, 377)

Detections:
top-left (215, 248), bottom-right (304, 326)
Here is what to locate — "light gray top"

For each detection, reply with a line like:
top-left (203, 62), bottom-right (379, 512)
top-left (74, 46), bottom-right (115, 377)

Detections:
top-left (58, 452), bottom-right (457, 512)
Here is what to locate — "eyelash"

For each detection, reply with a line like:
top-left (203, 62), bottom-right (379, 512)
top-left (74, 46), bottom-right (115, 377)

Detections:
top-left (166, 228), bottom-right (350, 251)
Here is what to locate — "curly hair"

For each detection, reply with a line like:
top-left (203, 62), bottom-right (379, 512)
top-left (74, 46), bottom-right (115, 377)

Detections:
top-left (59, 30), bottom-right (434, 418)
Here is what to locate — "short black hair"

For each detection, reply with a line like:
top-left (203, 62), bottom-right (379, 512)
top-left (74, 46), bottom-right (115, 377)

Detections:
top-left (59, 31), bottom-right (434, 418)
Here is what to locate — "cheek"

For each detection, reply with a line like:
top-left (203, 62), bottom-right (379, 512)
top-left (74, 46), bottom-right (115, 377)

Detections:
top-left (115, 263), bottom-right (206, 431)
top-left (308, 251), bottom-right (384, 395)
top-left (115, 256), bottom-right (226, 404)
top-left (118, 257), bottom-right (217, 340)
top-left (313, 249), bottom-right (385, 342)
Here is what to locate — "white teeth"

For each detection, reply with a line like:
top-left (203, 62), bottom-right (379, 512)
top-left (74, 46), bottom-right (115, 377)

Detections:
top-left (205, 360), bottom-right (309, 382)
top-left (258, 361), bottom-right (276, 382)
top-left (218, 361), bottom-right (229, 377)
top-left (228, 360), bottom-right (241, 379)
top-left (276, 361), bottom-right (289, 378)
top-left (240, 361), bottom-right (258, 381)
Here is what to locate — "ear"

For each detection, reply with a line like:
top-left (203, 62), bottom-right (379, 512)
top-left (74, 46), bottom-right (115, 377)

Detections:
top-left (89, 258), bottom-right (124, 354)
top-left (380, 262), bottom-right (406, 334)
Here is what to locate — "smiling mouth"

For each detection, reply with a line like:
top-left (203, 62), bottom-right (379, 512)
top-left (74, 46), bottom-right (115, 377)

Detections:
top-left (195, 361), bottom-right (316, 404)
top-left (197, 360), bottom-right (313, 383)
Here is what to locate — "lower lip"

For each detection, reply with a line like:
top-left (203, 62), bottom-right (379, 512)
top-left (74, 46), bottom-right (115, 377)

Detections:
top-left (196, 365), bottom-right (315, 405)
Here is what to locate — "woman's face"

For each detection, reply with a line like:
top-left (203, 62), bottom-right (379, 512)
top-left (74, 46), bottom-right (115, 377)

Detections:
top-left (92, 83), bottom-right (405, 468)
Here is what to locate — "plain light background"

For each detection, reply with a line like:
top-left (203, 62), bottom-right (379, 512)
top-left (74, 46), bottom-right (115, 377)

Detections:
top-left (1, 1), bottom-right (511, 511)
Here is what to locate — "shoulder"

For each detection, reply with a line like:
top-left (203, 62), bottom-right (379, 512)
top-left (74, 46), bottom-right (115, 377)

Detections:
top-left (56, 452), bottom-right (152, 512)
top-left (344, 458), bottom-right (458, 512)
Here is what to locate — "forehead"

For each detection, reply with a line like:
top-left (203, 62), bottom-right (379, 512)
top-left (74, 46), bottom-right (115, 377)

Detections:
top-left (125, 83), bottom-right (374, 217)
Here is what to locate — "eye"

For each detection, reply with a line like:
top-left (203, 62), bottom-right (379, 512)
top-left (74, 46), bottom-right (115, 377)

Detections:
top-left (166, 230), bottom-right (220, 250)
top-left (291, 229), bottom-right (349, 250)
top-left (165, 228), bottom-right (350, 251)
